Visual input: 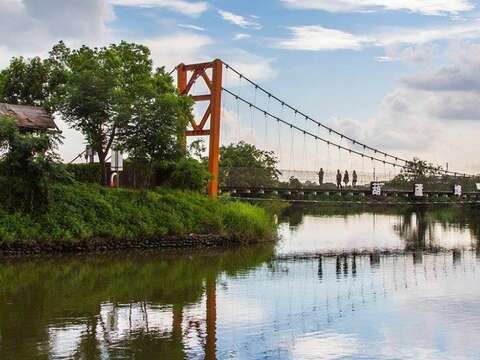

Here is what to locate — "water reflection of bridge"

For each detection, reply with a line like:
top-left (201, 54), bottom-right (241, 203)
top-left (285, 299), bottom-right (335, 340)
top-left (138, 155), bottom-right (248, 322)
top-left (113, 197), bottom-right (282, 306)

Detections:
top-left (1, 208), bottom-right (480, 359)
top-left (1, 249), bottom-right (478, 359)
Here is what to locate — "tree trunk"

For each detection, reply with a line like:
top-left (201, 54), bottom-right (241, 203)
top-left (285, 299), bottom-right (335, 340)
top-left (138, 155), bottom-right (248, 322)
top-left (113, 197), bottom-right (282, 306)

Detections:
top-left (98, 152), bottom-right (109, 186)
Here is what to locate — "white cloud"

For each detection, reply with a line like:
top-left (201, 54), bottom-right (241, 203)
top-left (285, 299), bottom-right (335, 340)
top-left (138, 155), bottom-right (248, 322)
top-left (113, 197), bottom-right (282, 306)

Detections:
top-left (338, 43), bottom-right (480, 172)
top-left (223, 49), bottom-right (277, 82)
top-left (377, 44), bottom-right (436, 63)
top-left (374, 22), bottom-right (480, 46)
top-left (218, 10), bottom-right (262, 29)
top-left (233, 33), bottom-right (251, 41)
top-left (144, 34), bottom-right (276, 82)
top-left (177, 23), bottom-right (205, 31)
top-left (403, 43), bottom-right (480, 93)
top-left (144, 32), bottom-right (213, 70)
top-left (375, 55), bottom-right (394, 62)
top-left (109, 0), bottom-right (207, 16)
top-left (281, 0), bottom-right (474, 16)
top-left (276, 25), bottom-right (368, 51)
top-left (0, 0), bottom-right (113, 60)
top-left (275, 21), bottom-right (480, 53)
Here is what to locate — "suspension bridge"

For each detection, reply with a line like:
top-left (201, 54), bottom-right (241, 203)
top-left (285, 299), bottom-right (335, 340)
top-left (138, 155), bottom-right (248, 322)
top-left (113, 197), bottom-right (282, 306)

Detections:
top-left (177, 59), bottom-right (478, 201)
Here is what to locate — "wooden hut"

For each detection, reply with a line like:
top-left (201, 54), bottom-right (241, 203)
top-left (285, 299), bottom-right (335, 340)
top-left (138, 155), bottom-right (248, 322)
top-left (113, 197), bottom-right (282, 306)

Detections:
top-left (0, 103), bottom-right (57, 130)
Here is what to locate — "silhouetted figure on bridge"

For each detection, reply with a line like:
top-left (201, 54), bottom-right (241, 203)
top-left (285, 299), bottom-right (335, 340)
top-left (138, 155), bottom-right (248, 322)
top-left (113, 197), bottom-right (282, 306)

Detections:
top-left (352, 170), bottom-right (358, 188)
top-left (343, 170), bottom-right (349, 187)
top-left (318, 168), bottom-right (324, 186)
top-left (336, 170), bottom-right (342, 188)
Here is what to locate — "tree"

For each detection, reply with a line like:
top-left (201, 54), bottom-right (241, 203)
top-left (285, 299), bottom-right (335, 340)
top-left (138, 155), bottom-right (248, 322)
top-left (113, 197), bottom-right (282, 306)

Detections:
top-left (53, 42), bottom-right (158, 185)
top-left (392, 157), bottom-right (443, 184)
top-left (51, 41), bottom-right (193, 186)
top-left (0, 52), bottom-right (65, 111)
top-left (0, 116), bottom-right (66, 211)
top-left (117, 67), bottom-right (193, 184)
top-left (219, 141), bottom-right (280, 187)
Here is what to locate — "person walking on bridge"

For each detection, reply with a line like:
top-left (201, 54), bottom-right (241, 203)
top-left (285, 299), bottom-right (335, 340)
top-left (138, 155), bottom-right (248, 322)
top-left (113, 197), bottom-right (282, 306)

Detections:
top-left (343, 170), bottom-right (350, 187)
top-left (352, 170), bottom-right (358, 188)
top-left (336, 170), bottom-right (342, 188)
top-left (318, 168), bottom-right (324, 186)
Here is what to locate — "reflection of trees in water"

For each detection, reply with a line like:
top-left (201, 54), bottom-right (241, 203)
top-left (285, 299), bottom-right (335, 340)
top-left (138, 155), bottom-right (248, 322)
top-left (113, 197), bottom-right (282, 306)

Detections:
top-left (0, 244), bottom-right (274, 360)
top-left (397, 208), bottom-right (480, 252)
top-left (281, 205), bottom-right (480, 252)
top-left (280, 205), bottom-right (361, 228)
top-left (396, 210), bottom-right (436, 251)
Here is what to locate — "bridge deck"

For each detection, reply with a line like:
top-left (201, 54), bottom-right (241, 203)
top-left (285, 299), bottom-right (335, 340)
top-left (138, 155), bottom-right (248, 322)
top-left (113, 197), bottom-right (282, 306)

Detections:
top-left (221, 186), bottom-right (480, 204)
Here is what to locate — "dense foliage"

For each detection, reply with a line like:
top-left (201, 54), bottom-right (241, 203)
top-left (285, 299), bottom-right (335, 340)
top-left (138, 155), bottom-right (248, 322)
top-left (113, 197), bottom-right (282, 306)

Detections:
top-left (0, 42), bottom-right (193, 186)
top-left (52, 41), bottom-right (192, 185)
top-left (169, 158), bottom-right (211, 192)
top-left (393, 158), bottom-right (443, 183)
top-left (0, 184), bottom-right (273, 244)
top-left (0, 116), bottom-right (67, 211)
top-left (0, 43), bottom-right (276, 246)
top-left (65, 163), bottom-right (102, 184)
top-left (220, 141), bottom-right (280, 187)
top-left (0, 55), bottom-right (64, 110)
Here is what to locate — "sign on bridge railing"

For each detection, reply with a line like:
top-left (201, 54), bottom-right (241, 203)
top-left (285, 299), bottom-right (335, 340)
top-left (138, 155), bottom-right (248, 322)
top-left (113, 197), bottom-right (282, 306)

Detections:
top-left (414, 184), bottom-right (423, 197)
top-left (454, 184), bottom-right (462, 197)
top-left (371, 182), bottom-right (384, 196)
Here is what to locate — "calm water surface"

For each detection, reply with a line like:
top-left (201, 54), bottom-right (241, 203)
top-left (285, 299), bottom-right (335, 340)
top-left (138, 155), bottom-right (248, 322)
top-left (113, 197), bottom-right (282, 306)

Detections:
top-left (1, 207), bottom-right (480, 359)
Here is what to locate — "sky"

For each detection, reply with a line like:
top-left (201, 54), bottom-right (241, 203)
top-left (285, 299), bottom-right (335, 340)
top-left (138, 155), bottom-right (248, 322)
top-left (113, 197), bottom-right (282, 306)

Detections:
top-left (1, 0), bottom-right (480, 174)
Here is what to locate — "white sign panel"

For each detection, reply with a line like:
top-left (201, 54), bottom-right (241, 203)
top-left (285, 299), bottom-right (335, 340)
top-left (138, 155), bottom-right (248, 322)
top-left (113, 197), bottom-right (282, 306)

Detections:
top-left (371, 182), bottom-right (383, 196)
top-left (414, 184), bottom-right (423, 197)
top-left (111, 150), bottom-right (123, 171)
top-left (454, 185), bottom-right (462, 197)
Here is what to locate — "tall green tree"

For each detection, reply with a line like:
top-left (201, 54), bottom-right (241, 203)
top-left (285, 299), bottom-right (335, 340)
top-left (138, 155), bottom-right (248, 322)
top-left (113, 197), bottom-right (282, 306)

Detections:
top-left (53, 41), bottom-right (192, 185)
top-left (117, 67), bottom-right (192, 182)
top-left (52, 42), bottom-right (146, 185)
top-left (220, 141), bottom-right (280, 187)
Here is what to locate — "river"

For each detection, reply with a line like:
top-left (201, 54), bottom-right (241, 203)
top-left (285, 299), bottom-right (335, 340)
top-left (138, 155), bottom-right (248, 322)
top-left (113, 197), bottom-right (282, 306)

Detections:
top-left (1, 206), bottom-right (480, 359)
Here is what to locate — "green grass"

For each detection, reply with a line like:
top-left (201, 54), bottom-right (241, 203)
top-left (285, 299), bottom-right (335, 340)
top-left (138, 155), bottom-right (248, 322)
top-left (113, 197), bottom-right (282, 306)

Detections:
top-left (0, 183), bottom-right (274, 245)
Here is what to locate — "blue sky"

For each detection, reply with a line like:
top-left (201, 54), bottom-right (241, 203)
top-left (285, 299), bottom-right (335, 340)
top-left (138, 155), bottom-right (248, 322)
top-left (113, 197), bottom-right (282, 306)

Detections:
top-left (1, 0), bottom-right (480, 173)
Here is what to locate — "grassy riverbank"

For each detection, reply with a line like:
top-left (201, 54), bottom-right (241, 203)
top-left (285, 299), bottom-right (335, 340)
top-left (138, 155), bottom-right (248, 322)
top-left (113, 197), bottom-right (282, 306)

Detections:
top-left (0, 184), bottom-right (274, 249)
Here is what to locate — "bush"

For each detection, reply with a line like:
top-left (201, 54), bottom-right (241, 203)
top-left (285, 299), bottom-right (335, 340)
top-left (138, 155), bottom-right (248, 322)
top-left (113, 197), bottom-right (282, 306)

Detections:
top-left (169, 158), bottom-right (210, 192)
top-left (65, 163), bottom-right (102, 184)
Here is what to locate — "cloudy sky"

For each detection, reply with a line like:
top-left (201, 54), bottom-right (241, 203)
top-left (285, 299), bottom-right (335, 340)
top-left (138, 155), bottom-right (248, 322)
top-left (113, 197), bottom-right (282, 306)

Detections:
top-left (2, 0), bottom-right (480, 173)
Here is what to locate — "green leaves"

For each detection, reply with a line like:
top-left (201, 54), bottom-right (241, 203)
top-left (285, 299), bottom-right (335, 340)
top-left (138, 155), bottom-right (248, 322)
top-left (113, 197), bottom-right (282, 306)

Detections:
top-left (0, 55), bottom-right (63, 112)
top-left (0, 116), bottom-right (68, 212)
top-left (50, 41), bottom-right (191, 185)
top-left (220, 141), bottom-right (281, 187)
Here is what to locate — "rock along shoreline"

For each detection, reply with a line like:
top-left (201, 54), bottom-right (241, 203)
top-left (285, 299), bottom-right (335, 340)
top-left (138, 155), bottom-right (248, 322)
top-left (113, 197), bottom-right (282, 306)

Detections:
top-left (0, 234), bottom-right (252, 256)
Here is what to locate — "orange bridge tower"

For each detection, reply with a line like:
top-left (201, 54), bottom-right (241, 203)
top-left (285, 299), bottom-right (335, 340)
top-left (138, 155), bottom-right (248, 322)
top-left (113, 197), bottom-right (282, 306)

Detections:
top-left (177, 59), bottom-right (223, 197)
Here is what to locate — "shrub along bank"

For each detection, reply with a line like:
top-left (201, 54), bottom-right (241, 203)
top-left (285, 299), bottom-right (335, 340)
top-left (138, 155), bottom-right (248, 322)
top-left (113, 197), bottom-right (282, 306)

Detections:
top-left (0, 183), bottom-right (274, 253)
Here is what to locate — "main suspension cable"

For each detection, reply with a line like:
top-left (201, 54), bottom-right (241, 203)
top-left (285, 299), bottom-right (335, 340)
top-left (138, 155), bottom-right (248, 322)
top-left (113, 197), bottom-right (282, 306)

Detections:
top-left (222, 61), bottom-right (406, 162)
top-left (223, 87), bottom-right (407, 170)
top-left (222, 61), bottom-right (470, 177)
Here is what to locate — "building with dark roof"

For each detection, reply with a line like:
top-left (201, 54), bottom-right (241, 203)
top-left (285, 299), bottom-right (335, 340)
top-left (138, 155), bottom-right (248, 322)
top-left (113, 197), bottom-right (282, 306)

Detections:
top-left (0, 103), bottom-right (57, 130)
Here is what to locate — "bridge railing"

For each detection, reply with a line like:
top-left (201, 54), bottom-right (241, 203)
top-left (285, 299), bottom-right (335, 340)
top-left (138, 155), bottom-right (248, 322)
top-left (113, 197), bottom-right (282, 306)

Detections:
top-left (220, 167), bottom-right (479, 192)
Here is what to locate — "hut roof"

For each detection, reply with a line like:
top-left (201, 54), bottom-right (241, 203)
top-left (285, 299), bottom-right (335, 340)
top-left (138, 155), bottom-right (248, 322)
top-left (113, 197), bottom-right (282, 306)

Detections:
top-left (0, 103), bottom-right (57, 130)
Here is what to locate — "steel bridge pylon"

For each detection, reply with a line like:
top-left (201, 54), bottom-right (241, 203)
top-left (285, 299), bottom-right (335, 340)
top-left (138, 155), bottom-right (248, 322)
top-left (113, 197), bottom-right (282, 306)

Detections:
top-left (177, 59), bottom-right (223, 197)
